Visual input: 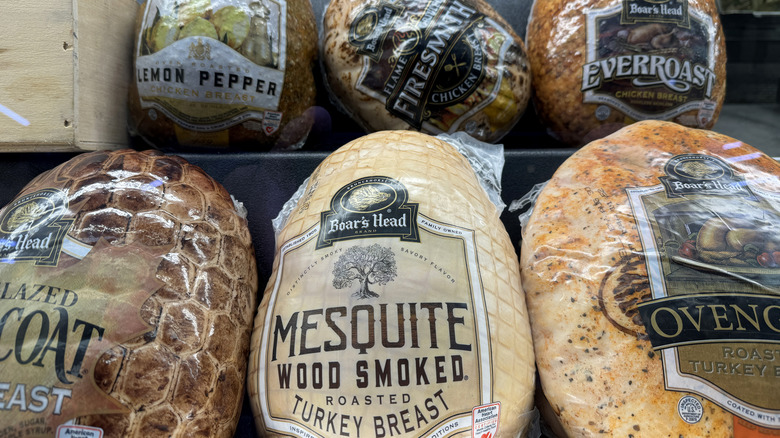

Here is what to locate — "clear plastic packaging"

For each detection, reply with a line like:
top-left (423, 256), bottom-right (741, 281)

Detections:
top-left (518, 120), bottom-right (780, 437)
top-left (320, 0), bottom-right (532, 143)
top-left (129, 0), bottom-right (318, 150)
top-left (273, 132), bottom-right (507, 236)
top-left (525, 0), bottom-right (727, 147)
top-left (0, 149), bottom-right (258, 437)
top-left (250, 131), bottom-right (537, 437)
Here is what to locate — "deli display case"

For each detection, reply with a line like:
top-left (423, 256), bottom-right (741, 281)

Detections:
top-left (0, 0), bottom-right (778, 437)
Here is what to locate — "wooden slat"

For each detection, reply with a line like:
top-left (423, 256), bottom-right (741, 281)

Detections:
top-left (0, 1), bottom-right (75, 146)
top-left (75, 0), bottom-right (139, 150)
top-left (0, 0), bottom-right (139, 151)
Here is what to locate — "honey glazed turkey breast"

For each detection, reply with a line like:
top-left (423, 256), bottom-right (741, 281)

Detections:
top-left (0, 149), bottom-right (258, 437)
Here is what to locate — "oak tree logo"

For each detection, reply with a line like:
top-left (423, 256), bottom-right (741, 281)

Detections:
top-left (332, 244), bottom-right (397, 299)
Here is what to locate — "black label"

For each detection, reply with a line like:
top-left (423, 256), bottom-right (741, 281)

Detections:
top-left (638, 293), bottom-right (780, 350)
top-left (0, 189), bottom-right (73, 266)
top-left (622, 0), bottom-right (690, 26)
top-left (349, 0), bottom-right (493, 129)
top-left (317, 176), bottom-right (420, 249)
top-left (659, 154), bottom-right (755, 199)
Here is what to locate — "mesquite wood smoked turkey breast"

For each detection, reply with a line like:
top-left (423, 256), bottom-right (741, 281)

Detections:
top-left (520, 120), bottom-right (780, 437)
top-left (248, 131), bottom-right (536, 437)
top-left (0, 150), bottom-right (257, 437)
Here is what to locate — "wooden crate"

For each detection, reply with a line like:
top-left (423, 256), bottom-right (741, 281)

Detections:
top-left (0, 0), bottom-right (139, 152)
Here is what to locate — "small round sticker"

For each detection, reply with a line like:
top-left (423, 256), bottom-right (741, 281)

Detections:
top-left (595, 105), bottom-right (611, 121)
top-left (677, 395), bottom-right (703, 424)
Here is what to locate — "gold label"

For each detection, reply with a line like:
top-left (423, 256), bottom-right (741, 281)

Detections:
top-left (0, 240), bottom-right (165, 436)
top-left (627, 154), bottom-right (780, 429)
top-left (256, 179), bottom-right (494, 437)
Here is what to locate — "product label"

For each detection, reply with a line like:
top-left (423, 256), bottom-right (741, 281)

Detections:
top-left (135, 0), bottom-right (287, 133)
top-left (0, 188), bottom-right (165, 436)
top-left (621, 0), bottom-right (689, 26)
top-left (626, 154), bottom-right (780, 429)
top-left (56, 424), bottom-right (103, 438)
top-left (0, 240), bottom-right (165, 436)
top-left (316, 176), bottom-right (420, 249)
top-left (0, 190), bottom-right (74, 266)
top-left (582, 1), bottom-right (718, 125)
top-left (471, 402), bottom-right (500, 438)
top-left (348, 0), bottom-right (515, 134)
top-left (256, 177), bottom-right (495, 437)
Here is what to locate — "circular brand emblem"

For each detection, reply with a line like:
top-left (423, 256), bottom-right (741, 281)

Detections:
top-left (677, 396), bottom-right (703, 424)
top-left (349, 9), bottom-right (379, 44)
top-left (598, 252), bottom-right (652, 338)
top-left (391, 28), bottom-right (421, 54)
top-left (0, 192), bottom-right (64, 234)
top-left (674, 160), bottom-right (724, 180)
top-left (340, 183), bottom-right (397, 213)
top-left (428, 29), bottom-right (486, 107)
top-left (595, 105), bottom-right (611, 121)
top-left (664, 154), bottom-right (733, 182)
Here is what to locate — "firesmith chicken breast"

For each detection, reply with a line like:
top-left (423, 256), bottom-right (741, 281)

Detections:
top-left (322, 0), bottom-right (532, 143)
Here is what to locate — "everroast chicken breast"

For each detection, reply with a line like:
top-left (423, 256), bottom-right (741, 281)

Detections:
top-left (248, 131), bottom-right (536, 437)
top-left (526, 0), bottom-right (726, 146)
top-left (0, 150), bottom-right (257, 437)
top-left (520, 121), bottom-right (780, 437)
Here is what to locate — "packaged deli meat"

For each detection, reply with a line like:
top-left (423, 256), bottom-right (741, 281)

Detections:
top-left (517, 121), bottom-right (780, 436)
top-left (525, 0), bottom-right (726, 146)
top-left (129, 0), bottom-right (317, 150)
top-left (0, 150), bottom-right (258, 437)
top-left (321, 0), bottom-right (532, 143)
top-left (248, 131), bottom-right (536, 437)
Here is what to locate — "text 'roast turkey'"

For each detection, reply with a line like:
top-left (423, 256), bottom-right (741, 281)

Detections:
top-left (248, 131), bottom-right (535, 437)
top-left (520, 120), bottom-right (780, 437)
top-left (0, 150), bottom-right (258, 437)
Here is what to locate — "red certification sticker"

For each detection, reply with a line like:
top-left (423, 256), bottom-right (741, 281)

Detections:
top-left (472, 402), bottom-right (500, 438)
top-left (56, 425), bottom-right (103, 438)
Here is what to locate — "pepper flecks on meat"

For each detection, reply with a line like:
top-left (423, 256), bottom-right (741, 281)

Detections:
top-left (520, 121), bottom-right (774, 437)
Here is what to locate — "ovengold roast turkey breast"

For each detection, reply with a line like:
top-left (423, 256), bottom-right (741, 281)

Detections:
top-left (248, 131), bottom-right (536, 437)
top-left (0, 150), bottom-right (257, 437)
top-left (520, 120), bottom-right (780, 437)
